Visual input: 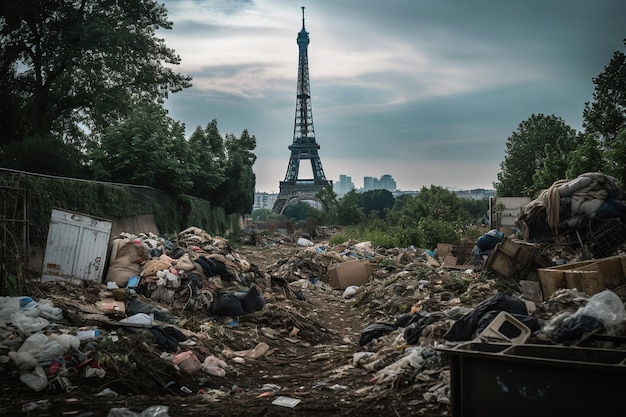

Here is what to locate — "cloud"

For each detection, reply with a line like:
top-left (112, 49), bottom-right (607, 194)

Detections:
top-left (160, 0), bottom-right (626, 193)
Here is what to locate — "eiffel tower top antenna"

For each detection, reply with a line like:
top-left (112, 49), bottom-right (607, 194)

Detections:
top-left (301, 6), bottom-right (305, 29)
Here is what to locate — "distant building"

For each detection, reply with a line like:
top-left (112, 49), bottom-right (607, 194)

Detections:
top-left (334, 174), bottom-right (355, 196)
top-left (455, 188), bottom-right (495, 200)
top-left (392, 190), bottom-right (418, 197)
top-left (363, 174), bottom-right (397, 192)
top-left (379, 174), bottom-right (396, 191)
top-left (253, 192), bottom-right (277, 211)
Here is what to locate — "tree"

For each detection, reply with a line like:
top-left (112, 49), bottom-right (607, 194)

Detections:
top-left (583, 42), bottom-right (626, 146)
top-left (336, 191), bottom-right (364, 225)
top-left (583, 40), bottom-right (626, 186)
top-left (315, 186), bottom-right (338, 213)
top-left (529, 132), bottom-right (584, 196)
top-left (0, 133), bottom-right (86, 177)
top-left (187, 120), bottom-right (226, 201)
top-left (215, 130), bottom-right (257, 214)
top-left (414, 186), bottom-right (462, 221)
top-left (90, 102), bottom-right (193, 195)
top-left (605, 128), bottom-right (626, 187)
top-left (360, 189), bottom-right (395, 219)
top-left (494, 114), bottom-right (579, 197)
top-left (283, 201), bottom-right (311, 221)
top-left (565, 134), bottom-right (605, 180)
top-left (0, 0), bottom-right (191, 172)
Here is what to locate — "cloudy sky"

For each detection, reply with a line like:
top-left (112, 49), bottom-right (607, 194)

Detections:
top-left (159, 0), bottom-right (626, 193)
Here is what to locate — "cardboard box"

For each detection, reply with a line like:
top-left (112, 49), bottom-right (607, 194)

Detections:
top-left (436, 243), bottom-right (454, 258)
top-left (565, 270), bottom-right (607, 296)
top-left (538, 269), bottom-right (566, 300)
top-left (537, 256), bottom-right (625, 300)
top-left (581, 256), bottom-right (625, 288)
top-left (486, 238), bottom-right (537, 278)
top-left (327, 259), bottom-right (371, 290)
top-left (442, 255), bottom-right (458, 267)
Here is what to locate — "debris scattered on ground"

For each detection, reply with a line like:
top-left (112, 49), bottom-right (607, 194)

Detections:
top-left (2, 210), bottom-right (626, 416)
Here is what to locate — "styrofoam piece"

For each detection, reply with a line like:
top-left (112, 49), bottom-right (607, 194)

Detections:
top-left (476, 311), bottom-right (531, 344)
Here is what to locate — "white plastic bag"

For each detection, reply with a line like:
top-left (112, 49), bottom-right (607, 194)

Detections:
top-left (20, 365), bottom-right (48, 391)
top-left (106, 406), bottom-right (170, 417)
top-left (297, 237), bottom-right (314, 246)
top-left (11, 311), bottom-right (49, 335)
top-left (566, 289), bottom-right (626, 334)
top-left (36, 299), bottom-right (63, 321)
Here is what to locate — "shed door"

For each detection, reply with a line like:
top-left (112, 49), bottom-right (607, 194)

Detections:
top-left (42, 209), bottom-right (112, 283)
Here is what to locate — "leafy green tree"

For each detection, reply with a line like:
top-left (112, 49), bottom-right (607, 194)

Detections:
top-left (360, 189), bottom-right (395, 219)
top-left (215, 130), bottom-right (257, 214)
top-left (413, 185), bottom-right (465, 222)
top-left (336, 190), bottom-right (364, 225)
top-left (458, 198), bottom-right (490, 223)
top-left (188, 120), bottom-right (226, 200)
top-left (0, 134), bottom-right (86, 177)
top-left (385, 186), bottom-right (482, 231)
top-left (494, 114), bottom-right (579, 197)
top-left (90, 102), bottom-right (193, 195)
top-left (392, 194), bottom-right (413, 212)
top-left (284, 201), bottom-right (311, 221)
top-left (251, 208), bottom-right (272, 221)
top-left (565, 134), bottom-right (605, 180)
top-left (605, 128), bottom-right (626, 187)
top-left (0, 0), bottom-right (191, 172)
top-left (583, 42), bottom-right (626, 146)
top-left (529, 133), bottom-right (584, 196)
top-left (583, 41), bottom-right (626, 186)
top-left (315, 186), bottom-right (339, 213)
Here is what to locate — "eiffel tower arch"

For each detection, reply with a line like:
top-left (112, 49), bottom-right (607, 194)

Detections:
top-left (272, 7), bottom-right (332, 215)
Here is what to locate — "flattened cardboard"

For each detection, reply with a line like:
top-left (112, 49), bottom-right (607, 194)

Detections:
top-left (328, 259), bottom-right (371, 290)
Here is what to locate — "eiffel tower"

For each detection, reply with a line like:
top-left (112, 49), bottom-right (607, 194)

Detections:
top-left (271, 7), bottom-right (332, 214)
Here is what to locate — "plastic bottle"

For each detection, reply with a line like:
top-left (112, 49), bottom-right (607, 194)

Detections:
top-left (76, 329), bottom-right (101, 341)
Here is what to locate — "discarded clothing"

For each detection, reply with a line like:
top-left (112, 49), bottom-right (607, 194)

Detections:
top-left (196, 256), bottom-right (219, 278)
top-left (126, 299), bottom-right (179, 324)
top-left (149, 326), bottom-right (188, 352)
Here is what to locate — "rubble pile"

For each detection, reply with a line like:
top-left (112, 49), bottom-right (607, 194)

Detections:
top-left (2, 219), bottom-right (626, 416)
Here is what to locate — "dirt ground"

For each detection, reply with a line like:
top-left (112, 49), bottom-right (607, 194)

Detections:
top-left (1, 239), bottom-right (465, 417)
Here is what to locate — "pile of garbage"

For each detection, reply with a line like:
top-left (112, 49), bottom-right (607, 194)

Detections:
top-left (2, 222), bottom-right (626, 416)
top-left (517, 172), bottom-right (626, 258)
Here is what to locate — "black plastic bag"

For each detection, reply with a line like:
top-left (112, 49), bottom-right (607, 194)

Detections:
top-left (210, 291), bottom-right (245, 317)
top-left (555, 314), bottom-right (604, 343)
top-left (359, 322), bottom-right (398, 346)
top-left (237, 286), bottom-right (265, 313)
top-left (403, 312), bottom-right (446, 344)
top-left (474, 310), bottom-right (540, 338)
top-left (443, 292), bottom-right (530, 341)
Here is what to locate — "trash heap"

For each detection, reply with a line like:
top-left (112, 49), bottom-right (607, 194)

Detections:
top-left (2, 224), bottom-right (626, 416)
